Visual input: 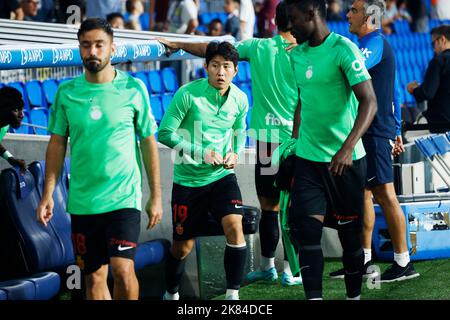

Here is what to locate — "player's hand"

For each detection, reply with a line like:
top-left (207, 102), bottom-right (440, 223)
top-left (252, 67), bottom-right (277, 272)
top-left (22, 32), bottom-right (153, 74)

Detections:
top-left (392, 135), bottom-right (405, 157)
top-left (37, 196), bottom-right (54, 227)
top-left (7, 157), bottom-right (26, 172)
top-left (157, 38), bottom-right (179, 57)
top-left (145, 197), bottom-right (163, 230)
top-left (223, 152), bottom-right (238, 169)
top-left (329, 146), bottom-right (353, 176)
top-left (407, 80), bottom-right (419, 94)
top-left (204, 149), bottom-right (223, 166)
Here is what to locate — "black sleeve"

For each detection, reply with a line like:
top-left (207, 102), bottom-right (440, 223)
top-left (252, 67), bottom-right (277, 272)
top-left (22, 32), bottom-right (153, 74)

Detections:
top-left (413, 57), bottom-right (441, 102)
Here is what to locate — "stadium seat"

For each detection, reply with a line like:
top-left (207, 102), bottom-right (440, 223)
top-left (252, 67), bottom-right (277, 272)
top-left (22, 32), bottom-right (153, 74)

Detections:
top-left (0, 272), bottom-right (60, 300)
top-left (25, 80), bottom-right (45, 109)
top-left (162, 94), bottom-right (173, 113)
top-left (29, 108), bottom-right (48, 135)
top-left (0, 167), bottom-right (74, 279)
top-left (161, 67), bottom-right (179, 93)
top-left (42, 79), bottom-right (58, 107)
top-left (0, 279), bottom-right (35, 300)
top-left (148, 70), bottom-right (163, 96)
top-left (236, 62), bottom-right (249, 83)
top-left (195, 67), bottom-right (207, 79)
top-left (133, 71), bottom-right (150, 92)
top-left (240, 83), bottom-right (253, 106)
top-left (150, 96), bottom-right (163, 124)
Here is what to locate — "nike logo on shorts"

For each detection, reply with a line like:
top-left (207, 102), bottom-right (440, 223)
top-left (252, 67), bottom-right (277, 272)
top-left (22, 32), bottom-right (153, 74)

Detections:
top-left (235, 204), bottom-right (243, 209)
top-left (337, 220), bottom-right (353, 225)
top-left (118, 245), bottom-right (134, 251)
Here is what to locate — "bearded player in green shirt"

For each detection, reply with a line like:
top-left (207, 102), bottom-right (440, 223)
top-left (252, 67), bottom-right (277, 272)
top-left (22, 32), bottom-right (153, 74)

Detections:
top-left (158, 2), bottom-right (303, 287)
top-left (158, 42), bottom-right (248, 301)
top-left (37, 18), bottom-right (163, 300)
top-left (286, 0), bottom-right (377, 300)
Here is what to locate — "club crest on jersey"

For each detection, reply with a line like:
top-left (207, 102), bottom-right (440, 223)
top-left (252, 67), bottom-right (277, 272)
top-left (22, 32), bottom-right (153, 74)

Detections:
top-left (89, 106), bottom-right (102, 121)
top-left (305, 66), bottom-right (313, 80)
top-left (176, 223), bottom-right (184, 235)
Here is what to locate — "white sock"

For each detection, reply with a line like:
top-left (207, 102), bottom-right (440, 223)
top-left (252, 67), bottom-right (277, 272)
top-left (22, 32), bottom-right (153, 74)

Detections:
top-left (261, 256), bottom-right (275, 271)
top-left (394, 251), bottom-right (410, 267)
top-left (309, 298), bottom-right (323, 300)
top-left (346, 295), bottom-right (361, 300)
top-left (363, 248), bottom-right (372, 265)
top-left (225, 289), bottom-right (239, 300)
top-left (163, 291), bottom-right (179, 300)
top-left (283, 260), bottom-right (292, 276)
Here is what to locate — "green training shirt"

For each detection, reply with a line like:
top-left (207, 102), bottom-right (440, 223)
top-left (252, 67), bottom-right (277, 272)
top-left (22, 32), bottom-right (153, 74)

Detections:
top-left (290, 32), bottom-right (371, 162)
top-left (0, 125), bottom-right (9, 142)
top-left (158, 78), bottom-right (248, 187)
top-left (235, 35), bottom-right (299, 143)
top-left (48, 70), bottom-right (158, 215)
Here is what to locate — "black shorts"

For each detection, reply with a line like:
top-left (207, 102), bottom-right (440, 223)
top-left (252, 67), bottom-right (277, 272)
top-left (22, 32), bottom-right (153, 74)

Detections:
top-left (362, 135), bottom-right (394, 187)
top-left (171, 174), bottom-right (244, 241)
top-left (255, 140), bottom-right (281, 199)
top-left (289, 156), bottom-right (366, 230)
top-left (71, 208), bottom-right (141, 275)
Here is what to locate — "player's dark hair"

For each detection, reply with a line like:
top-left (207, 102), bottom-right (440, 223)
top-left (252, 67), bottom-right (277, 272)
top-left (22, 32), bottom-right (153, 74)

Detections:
top-left (431, 25), bottom-right (450, 41)
top-left (205, 41), bottom-right (239, 68)
top-left (0, 87), bottom-right (24, 111)
top-left (285, 0), bottom-right (327, 20)
top-left (77, 17), bottom-right (114, 40)
top-left (275, 1), bottom-right (290, 32)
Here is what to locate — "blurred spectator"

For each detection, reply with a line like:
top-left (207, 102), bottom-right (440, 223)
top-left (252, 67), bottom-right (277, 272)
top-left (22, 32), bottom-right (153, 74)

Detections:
top-left (436, 0), bottom-right (450, 19)
top-left (107, 12), bottom-right (125, 29)
top-left (208, 18), bottom-right (224, 36)
top-left (150, 0), bottom-right (169, 31)
top-left (224, 0), bottom-right (241, 40)
top-left (86, 0), bottom-right (122, 19)
top-left (327, 0), bottom-right (344, 21)
top-left (239, 0), bottom-right (255, 39)
top-left (35, 0), bottom-right (55, 22)
top-left (407, 25), bottom-right (450, 133)
top-left (382, 0), bottom-right (412, 34)
top-left (125, 0), bottom-right (145, 31)
top-left (20, 0), bottom-right (39, 21)
top-left (167, 0), bottom-right (199, 34)
top-left (0, 0), bottom-right (22, 19)
top-left (407, 0), bottom-right (429, 33)
top-left (257, 0), bottom-right (279, 38)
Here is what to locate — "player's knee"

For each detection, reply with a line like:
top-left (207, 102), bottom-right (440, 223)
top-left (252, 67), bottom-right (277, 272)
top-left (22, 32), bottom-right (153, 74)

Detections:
top-left (170, 242), bottom-right (194, 260)
top-left (338, 228), bottom-right (363, 254)
top-left (111, 260), bottom-right (134, 282)
top-left (223, 221), bottom-right (244, 244)
top-left (373, 186), bottom-right (398, 207)
top-left (292, 216), bottom-right (323, 246)
top-left (258, 196), bottom-right (279, 211)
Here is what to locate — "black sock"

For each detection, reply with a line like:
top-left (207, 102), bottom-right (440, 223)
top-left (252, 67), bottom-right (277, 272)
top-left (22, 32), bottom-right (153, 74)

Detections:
top-left (259, 210), bottom-right (279, 258)
top-left (338, 228), bottom-right (364, 298)
top-left (224, 243), bottom-right (247, 290)
top-left (293, 217), bottom-right (324, 299)
top-left (165, 252), bottom-right (187, 294)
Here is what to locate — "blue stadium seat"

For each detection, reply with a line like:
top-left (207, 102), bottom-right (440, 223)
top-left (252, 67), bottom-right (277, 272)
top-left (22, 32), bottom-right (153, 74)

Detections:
top-left (133, 239), bottom-right (170, 270)
top-left (0, 279), bottom-right (35, 300)
top-left (29, 108), bottom-right (48, 135)
top-left (0, 83), bottom-right (4, 89)
top-left (21, 272), bottom-right (60, 300)
top-left (161, 67), bottom-right (179, 93)
top-left (42, 79), bottom-right (58, 107)
top-left (240, 83), bottom-right (253, 107)
top-left (195, 67), bottom-right (207, 79)
top-left (199, 12), bottom-right (213, 25)
top-left (0, 167), bottom-right (73, 278)
top-left (25, 80), bottom-right (45, 109)
top-left (150, 96), bottom-right (163, 123)
top-left (0, 289), bottom-right (6, 300)
top-left (148, 70), bottom-right (163, 96)
top-left (162, 94), bottom-right (173, 113)
top-left (237, 62), bottom-right (249, 83)
top-left (133, 71), bottom-right (150, 92)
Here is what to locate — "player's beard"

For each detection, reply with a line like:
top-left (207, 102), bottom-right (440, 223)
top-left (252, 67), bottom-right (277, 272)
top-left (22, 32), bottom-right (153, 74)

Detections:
top-left (83, 57), bottom-right (108, 73)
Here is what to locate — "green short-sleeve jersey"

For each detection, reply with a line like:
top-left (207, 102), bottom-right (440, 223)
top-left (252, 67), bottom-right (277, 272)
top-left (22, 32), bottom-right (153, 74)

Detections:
top-left (0, 125), bottom-right (9, 142)
top-left (290, 33), bottom-right (371, 162)
top-left (48, 70), bottom-right (158, 215)
top-left (158, 78), bottom-right (248, 187)
top-left (235, 35), bottom-right (299, 143)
